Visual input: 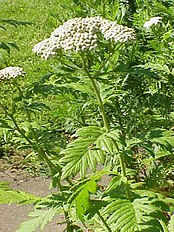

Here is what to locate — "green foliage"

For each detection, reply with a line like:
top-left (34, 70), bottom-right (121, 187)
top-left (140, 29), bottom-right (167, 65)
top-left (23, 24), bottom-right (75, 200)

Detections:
top-left (60, 126), bottom-right (106, 178)
top-left (16, 207), bottom-right (60, 232)
top-left (69, 178), bottom-right (97, 221)
top-left (0, 182), bottom-right (41, 204)
top-left (96, 197), bottom-right (164, 232)
top-left (0, 0), bottom-right (174, 231)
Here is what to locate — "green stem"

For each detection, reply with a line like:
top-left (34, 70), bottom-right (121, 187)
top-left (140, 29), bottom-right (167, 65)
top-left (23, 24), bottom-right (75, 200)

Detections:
top-left (81, 54), bottom-right (110, 131)
top-left (80, 54), bottom-right (131, 199)
top-left (6, 81), bottom-right (60, 180)
top-left (114, 98), bottom-right (131, 198)
top-left (115, 97), bottom-right (125, 136)
top-left (0, 103), bottom-right (33, 145)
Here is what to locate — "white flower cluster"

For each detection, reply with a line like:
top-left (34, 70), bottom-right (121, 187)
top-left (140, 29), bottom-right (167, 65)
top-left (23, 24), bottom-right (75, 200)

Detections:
top-left (100, 19), bottom-right (135, 43)
top-left (0, 67), bottom-right (25, 81)
top-left (33, 16), bottom-right (135, 59)
top-left (144, 17), bottom-right (162, 28)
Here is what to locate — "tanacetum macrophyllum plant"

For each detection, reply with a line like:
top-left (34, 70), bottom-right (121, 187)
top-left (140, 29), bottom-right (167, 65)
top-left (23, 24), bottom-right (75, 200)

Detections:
top-left (0, 13), bottom-right (174, 232)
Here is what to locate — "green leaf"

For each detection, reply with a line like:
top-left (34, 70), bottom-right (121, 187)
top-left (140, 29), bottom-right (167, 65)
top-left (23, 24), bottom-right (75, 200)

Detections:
top-left (105, 175), bottom-right (122, 193)
top-left (0, 19), bottom-right (33, 27)
top-left (70, 178), bottom-right (97, 222)
top-left (60, 126), bottom-right (119, 179)
top-left (0, 183), bottom-right (41, 204)
top-left (168, 215), bottom-right (174, 232)
top-left (158, 220), bottom-right (169, 232)
top-left (76, 179), bottom-right (97, 221)
top-left (97, 197), bottom-right (163, 232)
top-left (0, 41), bottom-right (10, 53)
top-left (0, 119), bottom-right (13, 129)
top-left (16, 207), bottom-right (60, 232)
top-left (60, 126), bottom-right (105, 179)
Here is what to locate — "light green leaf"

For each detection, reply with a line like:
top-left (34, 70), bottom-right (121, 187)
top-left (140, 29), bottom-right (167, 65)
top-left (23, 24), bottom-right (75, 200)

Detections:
top-left (168, 214), bottom-right (174, 232)
top-left (97, 197), bottom-right (163, 232)
top-left (0, 186), bottom-right (41, 205)
top-left (16, 207), bottom-right (60, 232)
top-left (158, 220), bottom-right (169, 232)
top-left (60, 127), bottom-right (105, 179)
top-left (105, 175), bottom-right (122, 193)
top-left (70, 178), bottom-right (97, 222)
top-left (60, 127), bottom-right (121, 179)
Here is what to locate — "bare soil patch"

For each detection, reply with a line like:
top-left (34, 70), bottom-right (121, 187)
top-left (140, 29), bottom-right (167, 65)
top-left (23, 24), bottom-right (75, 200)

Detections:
top-left (0, 159), bottom-right (65, 232)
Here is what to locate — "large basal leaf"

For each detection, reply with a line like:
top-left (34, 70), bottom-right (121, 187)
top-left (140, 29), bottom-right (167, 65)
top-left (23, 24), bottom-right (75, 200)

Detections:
top-left (59, 126), bottom-right (119, 179)
top-left (96, 197), bottom-right (164, 232)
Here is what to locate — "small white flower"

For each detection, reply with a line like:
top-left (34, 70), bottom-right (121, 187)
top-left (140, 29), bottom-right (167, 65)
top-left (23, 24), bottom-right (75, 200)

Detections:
top-left (144, 17), bottom-right (162, 28)
top-left (0, 67), bottom-right (26, 80)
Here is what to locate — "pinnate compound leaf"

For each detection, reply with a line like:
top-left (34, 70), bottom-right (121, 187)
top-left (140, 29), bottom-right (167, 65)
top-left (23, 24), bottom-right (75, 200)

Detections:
top-left (16, 207), bottom-right (60, 232)
top-left (60, 126), bottom-right (118, 179)
top-left (97, 197), bottom-right (163, 232)
top-left (0, 185), bottom-right (41, 205)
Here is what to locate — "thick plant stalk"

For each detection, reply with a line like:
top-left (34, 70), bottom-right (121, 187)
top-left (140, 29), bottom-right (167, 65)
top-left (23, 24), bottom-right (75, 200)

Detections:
top-left (81, 54), bottom-right (131, 199)
top-left (81, 55), bottom-right (110, 131)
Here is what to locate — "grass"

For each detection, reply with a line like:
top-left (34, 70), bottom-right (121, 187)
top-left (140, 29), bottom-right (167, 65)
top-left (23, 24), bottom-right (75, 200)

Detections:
top-left (0, 0), bottom-right (63, 79)
top-left (0, 0), bottom-right (66, 174)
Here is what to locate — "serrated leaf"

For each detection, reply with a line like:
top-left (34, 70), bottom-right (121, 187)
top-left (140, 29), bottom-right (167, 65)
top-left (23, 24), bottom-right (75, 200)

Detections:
top-left (0, 188), bottom-right (41, 205)
top-left (105, 175), bottom-right (122, 193)
top-left (60, 126), bottom-right (119, 179)
top-left (98, 197), bottom-right (163, 232)
top-left (71, 179), bottom-right (97, 222)
top-left (16, 207), bottom-right (60, 232)
top-left (60, 127), bottom-right (105, 179)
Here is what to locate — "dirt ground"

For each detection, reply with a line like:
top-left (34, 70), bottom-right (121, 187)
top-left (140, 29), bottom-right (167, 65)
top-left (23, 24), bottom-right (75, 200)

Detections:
top-left (0, 168), bottom-right (66, 232)
top-left (0, 155), bottom-right (111, 232)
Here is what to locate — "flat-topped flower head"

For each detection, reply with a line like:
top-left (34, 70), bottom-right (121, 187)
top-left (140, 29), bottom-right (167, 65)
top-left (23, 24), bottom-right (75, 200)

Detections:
top-left (0, 67), bottom-right (26, 81)
top-left (33, 16), bottom-right (135, 59)
top-left (144, 17), bottom-right (162, 28)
